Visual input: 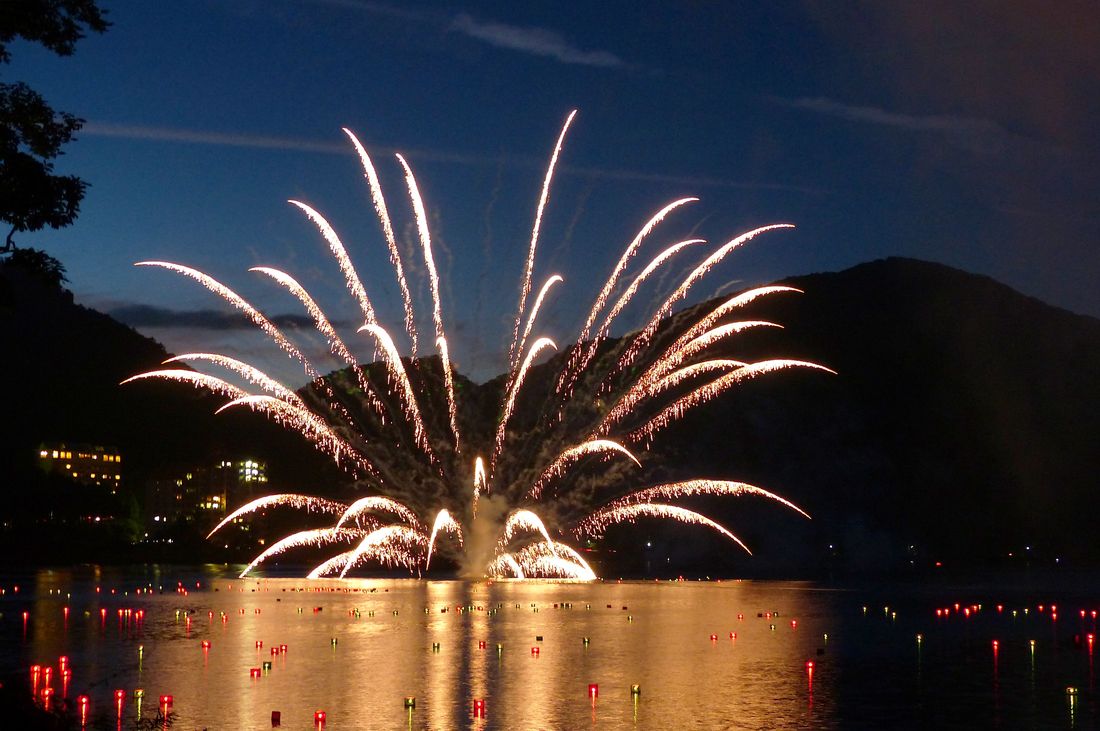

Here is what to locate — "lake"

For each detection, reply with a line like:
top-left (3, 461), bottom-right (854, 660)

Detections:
top-left (1, 566), bottom-right (1096, 729)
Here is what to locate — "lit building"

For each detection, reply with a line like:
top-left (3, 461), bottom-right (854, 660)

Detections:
top-left (145, 458), bottom-right (268, 528)
top-left (38, 443), bottom-right (123, 493)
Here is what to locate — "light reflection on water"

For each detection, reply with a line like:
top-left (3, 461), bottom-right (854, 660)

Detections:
top-left (1, 566), bottom-right (1096, 729)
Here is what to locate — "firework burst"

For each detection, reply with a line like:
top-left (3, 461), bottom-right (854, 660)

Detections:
top-left (128, 112), bottom-right (830, 579)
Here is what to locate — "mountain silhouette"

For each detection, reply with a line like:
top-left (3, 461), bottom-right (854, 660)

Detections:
top-left (3, 256), bottom-right (1097, 573)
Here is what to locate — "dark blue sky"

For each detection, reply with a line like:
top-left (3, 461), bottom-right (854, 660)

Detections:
top-left (9, 0), bottom-right (1100, 383)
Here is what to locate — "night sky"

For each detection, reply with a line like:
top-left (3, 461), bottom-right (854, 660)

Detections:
top-left (9, 0), bottom-right (1099, 383)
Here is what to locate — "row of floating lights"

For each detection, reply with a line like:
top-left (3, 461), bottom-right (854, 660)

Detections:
top-left (865, 600), bottom-right (1094, 717)
top-left (15, 583), bottom-right (882, 721)
top-left (29, 657), bottom-right (173, 727)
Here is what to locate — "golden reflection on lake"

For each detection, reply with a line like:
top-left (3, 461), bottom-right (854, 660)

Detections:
top-left (20, 574), bottom-right (834, 729)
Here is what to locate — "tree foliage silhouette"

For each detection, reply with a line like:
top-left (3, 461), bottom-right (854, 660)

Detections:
top-left (0, 0), bottom-right (108, 253)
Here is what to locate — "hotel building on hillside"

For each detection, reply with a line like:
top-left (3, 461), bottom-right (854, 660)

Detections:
top-left (145, 458), bottom-right (268, 529)
top-left (38, 443), bottom-right (123, 493)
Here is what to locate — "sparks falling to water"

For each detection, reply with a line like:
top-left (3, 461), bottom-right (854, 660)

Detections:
top-left (128, 111), bottom-right (830, 579)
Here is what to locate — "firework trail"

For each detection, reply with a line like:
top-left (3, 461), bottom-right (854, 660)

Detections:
top-left (130, 115), bottom-right (831, 579)
top-left (335, 496), bottom-right (423, 530)
top-left (121, 369), bottom-right (247, 402)
top-left (554, 198), bottom-right (699, 401)
top-left (337, 525), bottom-right (428, 577)
top-left (396, 154), bottom-right (460, 450)
top-left (216, 395), bottom-right (378, 478)
top-left (425, 509), bottom-right (463, 570)
top-left (359, 324), bottom-right (435, 463)
top-left (162, 354), bottom-right (305, 407)
top-left (527, 439), bottom-right (640, 500)
top-left (436, 336), bottom-right (460, 453)
top-left (247, 268), bottom-right (354, 363)
top-left (134, 262), bottom-right (321, 380)
top-left (590, 239), bottom-right (706, 351)
top-left (288, 200), bottom-right (378, 326)
top-left (497, 509), bottom-right (555, 550)
top-left (491, 337), bottom-right (556, 473)
top-left (245, 268), bottom-right (386, 415)
top-left (508, 110), bottom-right (578, 372)
top-left (515, 274), bottom-right (564, 375)
top-left (607, 479), bottom-right (810, 518)
top-left (240, 528), bottom-right (364, 578)
top-left (649, 321), bottom-right (778, 379)
top-left (628, 360), bottom-right (837, 443)
top-left (509, 541), bottom-right (596, 579)
top-left (206, 494), bottom-right (347, 539)
top-left (591, 290), bottom-right (800, 433)
top-left (343, 128), bottom-right (419, 354)
top-left (472, 457), bottom-right (487, 519)
top-left (608, 224), bottom-right (795, 381)
top-left (486, 552), bottom-right (526, 579)
top-left (576, 504), bottom-right (753, 554)
top-left (657, 286), bottom-right (803, 369)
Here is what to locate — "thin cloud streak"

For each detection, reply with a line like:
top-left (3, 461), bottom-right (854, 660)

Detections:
top-left (82, 121), bottom-right (821, 193)
top-left (109, 303), bottom-right (351, 331)
top-left (295, 1), bottom-right (625, 69)
top-left (776, 96), bottom-right (1059, 159)
top-left (782, 96), bottom-right (1000, 134)
top-left (296, 0), bottom-right (436, 24)
top-left (451, 13), bottom-right (624, 68)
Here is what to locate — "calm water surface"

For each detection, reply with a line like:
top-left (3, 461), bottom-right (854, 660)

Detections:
top-left (1, 566), bottom-right (1096, 729)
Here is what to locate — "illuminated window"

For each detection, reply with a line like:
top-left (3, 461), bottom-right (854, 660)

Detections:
top-left (52, 450), bottom-right (59, 458)
top-left (91, 473), bottom-right (96, 479)
top-left (115, 474), bottom-right (120, 480)
top-left (40, 450), bottom-right (48, 457)
top-left (92, 454), bottom-right (97, 460)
